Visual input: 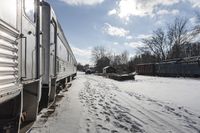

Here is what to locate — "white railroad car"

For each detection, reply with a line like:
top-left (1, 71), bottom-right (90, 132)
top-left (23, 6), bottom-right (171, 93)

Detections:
top-left (39, 1), bottom-right (77, 111)
top-left (0, 0), bottom-right (77, 132)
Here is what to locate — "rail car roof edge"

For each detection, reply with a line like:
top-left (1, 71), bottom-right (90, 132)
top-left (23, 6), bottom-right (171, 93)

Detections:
top-left (42, 1), bottom-right (77, 64)
top-left (57, 22), bottom-right (77, 64)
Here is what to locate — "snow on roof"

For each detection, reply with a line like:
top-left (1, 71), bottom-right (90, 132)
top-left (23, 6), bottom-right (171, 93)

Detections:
top-left (103, 66), bottom-right (110, 69)
top-left (103, 66), bottom-right (115, 70)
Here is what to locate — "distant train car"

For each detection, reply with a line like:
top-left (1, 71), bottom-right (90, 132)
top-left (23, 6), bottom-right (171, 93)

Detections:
top-left (179, 57), bottom-right (200, 77)
top-left (0, 0), bottom-right (77, 132)
top-left (136, 56), bottom-right (200, 77)
top-left (135, 63), bottom-right (155, 75)
top-left (156, 57), bottom-right (200, 77)
top-left (155, 61), bottom-right (180, 77)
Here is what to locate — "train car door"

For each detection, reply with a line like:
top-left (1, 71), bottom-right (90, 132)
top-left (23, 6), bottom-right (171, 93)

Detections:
top-left (49, 18), bottom-right (57, 104)
top-left (21, 0), bottom-right (38, 80)
top-left (50, 19), bottom-right (57, 78)
top-left (20, 0), bottom-right (41, 131)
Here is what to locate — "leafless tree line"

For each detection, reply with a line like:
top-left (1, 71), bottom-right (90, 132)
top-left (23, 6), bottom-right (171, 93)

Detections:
top-left (140, 16), bottom-right (200, 61)
top-left (91, 46), bottom-right (129, 73)
top-left (83, 14), bottom-right (200, 73)
top-left (91, 46), bottom-right (129, 65)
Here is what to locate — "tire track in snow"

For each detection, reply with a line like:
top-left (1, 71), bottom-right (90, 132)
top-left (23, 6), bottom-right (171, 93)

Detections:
top-left (114, 92), bottom-right (187, 133)
top-left (79, 75), bottom-right (200, 133)
top-left (124, 91), bottom-right (200, 133)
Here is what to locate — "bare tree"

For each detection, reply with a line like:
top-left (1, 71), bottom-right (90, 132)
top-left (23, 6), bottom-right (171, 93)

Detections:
top-left (110, 50), bottom-right (129, 66)
top-left (140, 17), bottom-right (193, 60)
top-left (121, 50), bottom-right (129, 64)
top-left (96, 57), bottom-right (110, 73)
top-left (167, 17), bottom-right (192, 58)
top-left (91, 46), bottom-right (106, 63)
top-left (142, 28), bottom-right (167, 60)
top-left (77, 63), bottom-right (84, 71)
top-left (112, 55), bottom-right (122, 66)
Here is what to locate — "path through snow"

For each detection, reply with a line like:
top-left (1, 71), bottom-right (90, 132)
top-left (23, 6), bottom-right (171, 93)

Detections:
top-left (31, 73), bottom-right (200, 133)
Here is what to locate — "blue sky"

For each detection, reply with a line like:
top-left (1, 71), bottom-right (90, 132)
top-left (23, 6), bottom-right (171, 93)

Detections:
top-left (47, 0), bottom-right (200, 65)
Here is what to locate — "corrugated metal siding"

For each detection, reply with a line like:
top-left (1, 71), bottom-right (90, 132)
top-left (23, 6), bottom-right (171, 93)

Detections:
top-left (0, 29), bottom-right (19, 95)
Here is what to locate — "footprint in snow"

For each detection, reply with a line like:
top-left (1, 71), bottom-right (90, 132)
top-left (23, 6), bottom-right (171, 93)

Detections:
top-left (96, 124), bottom-right (110, 132)
top-left (111, 130), bottom-right (119, 133)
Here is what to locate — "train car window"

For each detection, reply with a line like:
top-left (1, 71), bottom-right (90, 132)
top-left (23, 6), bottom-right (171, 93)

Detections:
top-left (57, 36), bottom-right (69, 62)
top-left (0, 0), bottom-right (17, 28)
top-left (24, 0), bottom-right (35, 22)
top-left (68, 52), bottom-right (70, 62)
top-left (66, 50), bottom-right (68, 62)
top-left (50, 23), bottom-right (55, 44)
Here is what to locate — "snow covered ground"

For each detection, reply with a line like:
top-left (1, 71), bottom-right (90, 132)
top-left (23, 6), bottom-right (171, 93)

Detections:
top-left (30, 72), bottom-right (200, 133)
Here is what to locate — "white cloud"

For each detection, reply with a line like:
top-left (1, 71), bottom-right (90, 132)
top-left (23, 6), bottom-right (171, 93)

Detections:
top-left (191, 34), bottom-right (200, 42)
top-left (189, 17), bottom-right (197, 26)
top-left (157, 9), bottom-right (179, 15)
top-left (108, 0), bottom-right (180, 21)
top-left (108, 9), bottom-right (117, 16)
top-left (126, 35), bottom-right (133, 40)
top-left (60, 0), bottom-right (104, 6)
top-left (188, 0), bottom-right (200, 8)
top-left (124, 41), bottom-right (144, 48)
top-left (136, 34), bottom-right (152, 39)
top-left (103, 23), bottom-right (129, 37)
top-left (113, 42), bottom-right (119, 45)
top-left (71, 46), bottom-right (92, 64)
top-left (170, 9), bottom-right (180, 15)
top-left (72, 46), bottom-right (91, 56)
top-left (155, 19), bottom-right (166, 26)
top-left (157, 10), bottom-right (169, 15)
